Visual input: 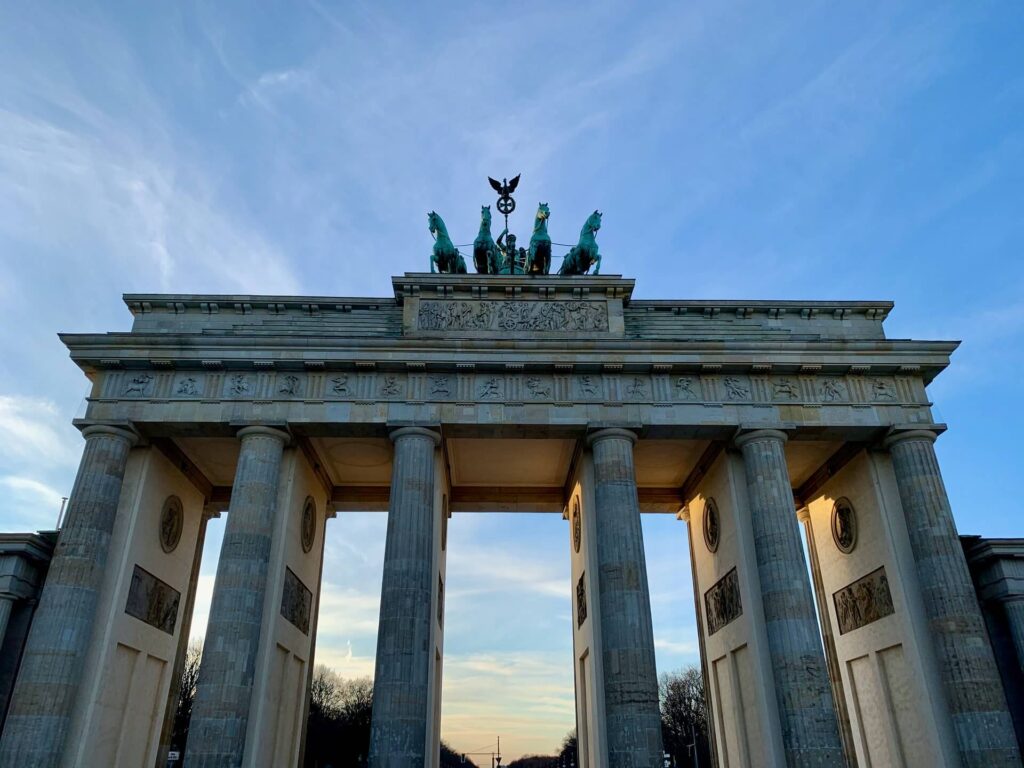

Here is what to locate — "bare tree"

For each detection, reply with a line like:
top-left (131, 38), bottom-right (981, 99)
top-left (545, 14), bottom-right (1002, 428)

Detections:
top-left (170, 640), bottom-right (203, 754)
top-left (660, 667), bottom-right (710, 766)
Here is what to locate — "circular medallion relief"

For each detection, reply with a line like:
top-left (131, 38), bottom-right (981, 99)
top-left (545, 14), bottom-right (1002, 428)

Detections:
top-left (703, 498), bottom-right (720, 553)
top-left (159, 496), bottom-right (184, 554)
top-left (301, 497), bottom-right (317, 554)
top-left (441, 495), bottom-right (449, 551)
top-left (831, 497), bottom-right (857, 554)
top-left (572, 498), bottom-right (582, 553)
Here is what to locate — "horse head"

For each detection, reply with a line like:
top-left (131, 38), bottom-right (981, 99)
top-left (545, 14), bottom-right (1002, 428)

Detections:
top-left (534, 203), bottom-right (550, 231)
top-left (427, 211), bottom-right (439, 236)
top-left (588, 210), bottom-right (602, 233)
top-left (480, 205), bottom-right (491, 227)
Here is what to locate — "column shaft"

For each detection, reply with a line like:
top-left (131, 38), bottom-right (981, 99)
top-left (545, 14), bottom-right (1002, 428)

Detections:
top-left (1004, 599), bottom-right (1024, 677)
top-left (736, 430), bottom-right (844, 766)
top-left (0, 596), bottom-right (13, 653)
top-left (589, 429), bottom-right (664, 766)
top-left (369, 427), bottom-right (441, 768)
top-left (0, 424), bottom-right (136, 767)
top-left (186, 426), bottom-right (287, 767)
top-left (887, 431), bottom-right (1020, 766)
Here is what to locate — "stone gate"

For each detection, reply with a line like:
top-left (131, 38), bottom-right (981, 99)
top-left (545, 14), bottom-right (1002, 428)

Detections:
top-left (0, 273), bottom-right (1018, 767)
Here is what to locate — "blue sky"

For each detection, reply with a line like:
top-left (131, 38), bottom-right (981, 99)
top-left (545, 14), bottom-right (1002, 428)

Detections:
top-left (1, 1), bottom-right (1022, 759)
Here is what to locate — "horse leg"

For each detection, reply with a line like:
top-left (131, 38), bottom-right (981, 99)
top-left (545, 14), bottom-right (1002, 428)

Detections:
top-left (593, 253), bottom-right (601, 275)
top-left (430, 253), bottom-right (437, 273)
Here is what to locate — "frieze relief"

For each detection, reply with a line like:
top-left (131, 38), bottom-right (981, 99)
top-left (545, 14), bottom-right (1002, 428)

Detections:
top-left (705, 567), bottom-right (742, 635)
top-left (833, 566), bottom-right (894, 635)
top-left (280, 566), bottom-right (312, 635)
top-left (100, 370), bottom-right (924, 408)
top-left (125, 564), bottom-right (180, 635)
top-left (417, 299), bottom-right (609, 332)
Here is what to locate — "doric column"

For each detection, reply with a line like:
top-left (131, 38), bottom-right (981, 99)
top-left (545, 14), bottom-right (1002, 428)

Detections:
top-left (186, 426), bottom-right (288, 767)
top-left (369, 427), bottom-right (442, 768)
top-left (735, 429), bottom-right (844, 766)
top-left (0, 423), bottom-right (137, 766)
top-left (885, 430), bottom-right (1020, 766)
top-left (588, 428), bottom-right (663, 766)
top-left (1003, 598), bottom-right (1024, 677)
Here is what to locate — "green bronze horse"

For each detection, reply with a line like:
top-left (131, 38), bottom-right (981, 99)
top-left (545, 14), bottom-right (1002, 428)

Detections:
top-left (527, 203), bottom-right (551, 275)
top-left (558, 210), bottom-right (602, 275)
top-left (428, 211), bottom-right (466, 274)
top-left (472, 205), bottom-right (500, 274)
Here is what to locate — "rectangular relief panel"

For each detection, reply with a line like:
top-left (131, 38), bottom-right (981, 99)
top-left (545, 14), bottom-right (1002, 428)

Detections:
top-left (125, 565), bottom-right (181, 635)
top-left (705, 567), bottom-right (742, 635)
top-left (280, 567), bottom-right (313, 635)
top-left (833, 566), bottom-right (895, 635)
top-left (416, 299), bottom-right (610, 333)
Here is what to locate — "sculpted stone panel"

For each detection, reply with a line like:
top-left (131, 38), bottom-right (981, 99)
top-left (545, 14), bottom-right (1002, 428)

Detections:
top-left (417, 299), bottom-right (609, 332)
top-left (704, 567), bottom-right (742, 635)
top-left (281, 566), bottom-right (312, 634)
top-left (125, 564), bottom-right (180, 635)
top-left (576, 572), bottom-right (587, 628)
top-left (833, 566), bottom-right (894, 635)
top-left (99, 369), bottom-right (921, 409)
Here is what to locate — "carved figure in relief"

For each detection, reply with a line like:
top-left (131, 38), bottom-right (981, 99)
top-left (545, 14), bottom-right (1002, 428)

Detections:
top-left (472, 206), bottom-right (500, 274)
top-left (578, 375), bottom-right (599, 397)
top-left (229, 374), bottom-right (251, 396)
top-left (176, 377), bottom-right (199, 396)
top-left (626, 377), bottom-right (647, 398)
top-left (428, 211), bottom-right (467, 274)
top-left (124, 373), bottom-right (154, 395)
top-left (527, 203), bottom-right (552, 275)
top-left (279, 375), bottom-right (300, 396)
top-left (429, 376), bottom-right (450, 396)
top-left (833, 567), bottom-right (895, 635)
top-left (820, 378), bottom-right (845, 401)
top-left (478, 377), bottom-right (502, 399)
top-left (674, 377), bottom-right (697, 399)
top-left (872, 378), bottom-right (896, 401)
top-left (723, 376), bottom-right (749, 400)
top-left (558, 210), bottom-right (602, 275)
top-left (525, 376), bottom-right (551, 398)
top-left (330, 375), bottom-right (350, 395)
top-left (773, 379), bottom-right (799, 399)
top-left (380, 376), bottom-right (401, 396)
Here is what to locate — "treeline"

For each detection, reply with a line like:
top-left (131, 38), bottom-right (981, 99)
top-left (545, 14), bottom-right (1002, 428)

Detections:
top-left (170, 645), bottom-right (709, 767)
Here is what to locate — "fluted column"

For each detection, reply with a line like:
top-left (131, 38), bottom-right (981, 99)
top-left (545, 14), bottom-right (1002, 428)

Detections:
top-left (369, 427), bottom-right (441, 768)
top-left (1003, 598), bottom-right (1024, 677)
top-left (588, 428), bottom-right (663, 766)
top-left (0, 423), bottom-right (136, 766)
top-left (735, 429), bottom-right (844, 767)
top-left (186, 426), bottom-right (288, 767)
top-left (885, 429), bottom-right (1020, 766)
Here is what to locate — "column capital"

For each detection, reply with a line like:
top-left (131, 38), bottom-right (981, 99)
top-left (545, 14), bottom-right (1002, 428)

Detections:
top-left (883, 429), bottom-right (939, 449)
top-left (796, 506), bottom-right (812, 523)
top-left (389, 426), bottom-right (441, 446)
top-left (79, 423), bottom-right (140, 446)
top-left (586, 427), bottom-right (638, 447)
top-left (236, 425), bottom-right (290, 444)
top-left (734, 428), bottom-right (789, 449)
top-left (677, 505), bottom-right (691, 523)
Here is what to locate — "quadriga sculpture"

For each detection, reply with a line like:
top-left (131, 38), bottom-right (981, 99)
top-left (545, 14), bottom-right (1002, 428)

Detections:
top-left (472, 206), bottom-right (500, 274)
top-left (527, 203), bottom-right (552, 275)
top-left (428, 211), bottom-right (467, 274)
top-left (558, 210), bottom-right (602, 275)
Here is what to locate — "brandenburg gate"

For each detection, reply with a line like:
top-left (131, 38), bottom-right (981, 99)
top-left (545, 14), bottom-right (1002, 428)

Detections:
top-left (0, 270), bottom-right (1019, 767)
